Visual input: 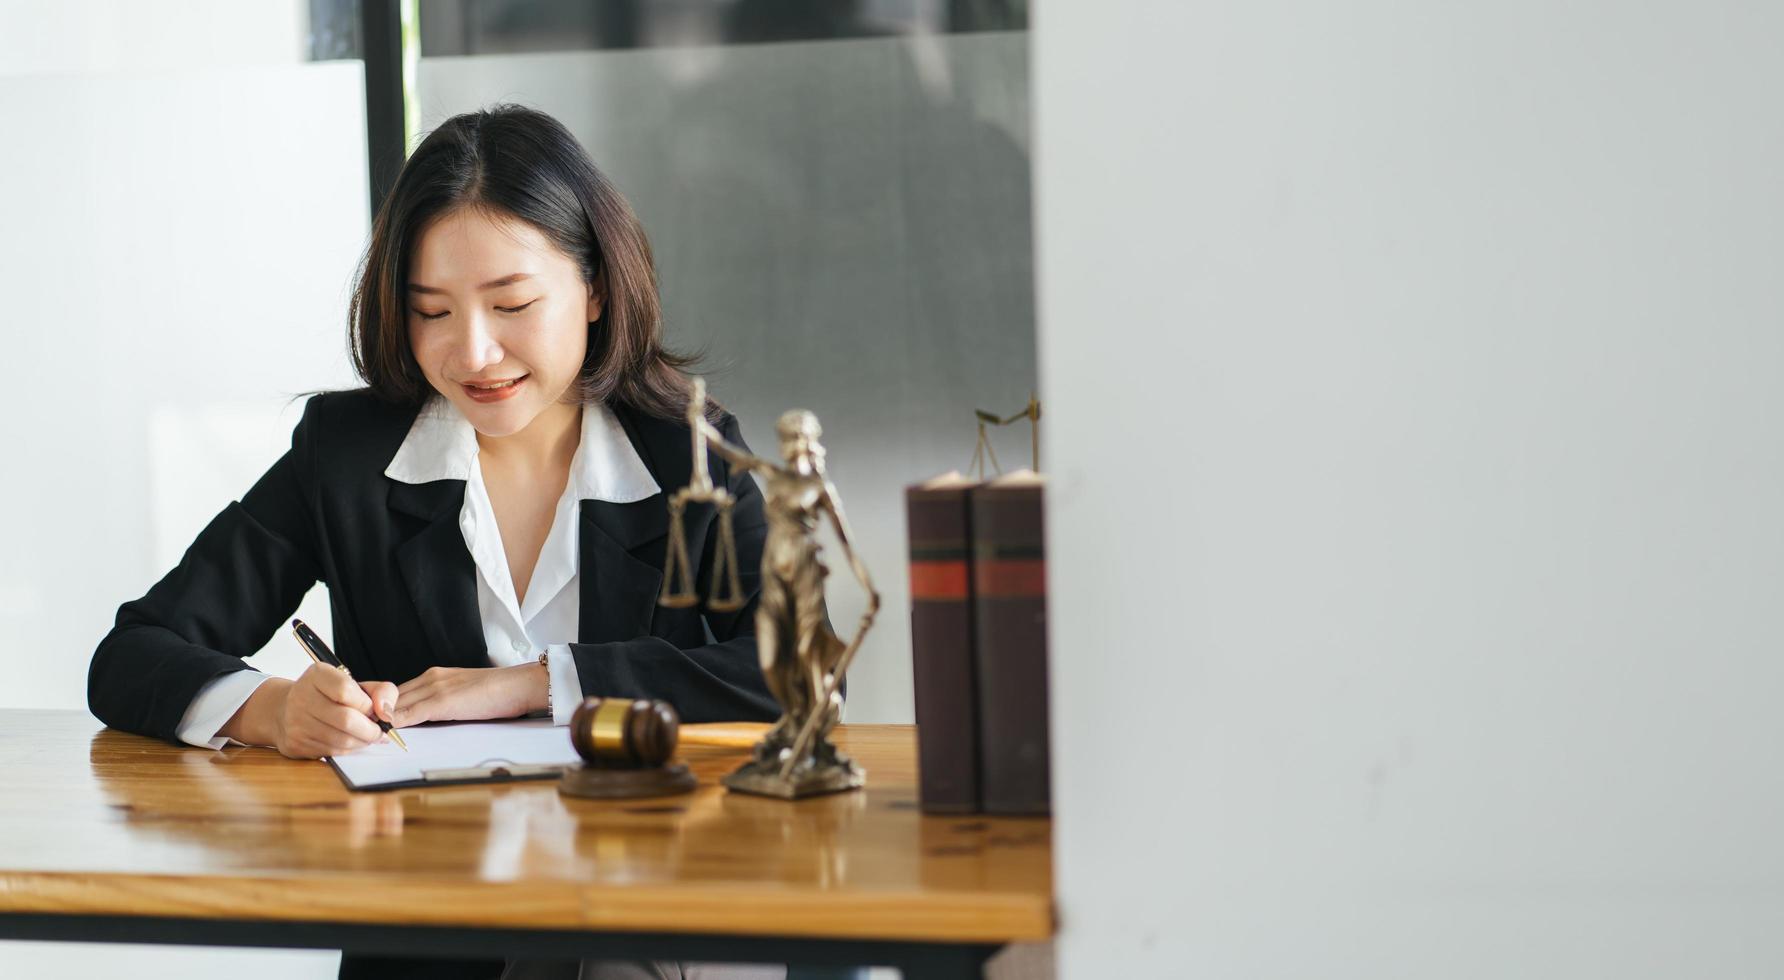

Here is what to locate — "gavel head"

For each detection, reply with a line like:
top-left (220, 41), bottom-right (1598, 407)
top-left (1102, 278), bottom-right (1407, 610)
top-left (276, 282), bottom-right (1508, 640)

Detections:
top-left (568, 697), bottom-right (680, 769)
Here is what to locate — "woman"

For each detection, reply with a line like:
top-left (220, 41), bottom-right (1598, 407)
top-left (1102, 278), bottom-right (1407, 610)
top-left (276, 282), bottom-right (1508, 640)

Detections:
top-left (87, 104), bottom-right (788, 980)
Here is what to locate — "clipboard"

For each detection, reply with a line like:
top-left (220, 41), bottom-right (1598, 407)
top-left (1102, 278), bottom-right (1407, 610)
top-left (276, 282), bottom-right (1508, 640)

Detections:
top-left (324, 718), bottom-right (582, 793)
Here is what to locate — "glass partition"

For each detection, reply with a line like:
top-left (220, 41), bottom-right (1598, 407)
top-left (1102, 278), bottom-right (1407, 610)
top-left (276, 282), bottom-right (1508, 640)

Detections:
top-left (415, 1), bottom-right (1037, 724)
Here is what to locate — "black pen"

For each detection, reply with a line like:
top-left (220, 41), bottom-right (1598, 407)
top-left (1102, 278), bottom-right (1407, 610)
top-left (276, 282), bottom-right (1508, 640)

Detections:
top-left (290, 618), bottom-right (408, 752)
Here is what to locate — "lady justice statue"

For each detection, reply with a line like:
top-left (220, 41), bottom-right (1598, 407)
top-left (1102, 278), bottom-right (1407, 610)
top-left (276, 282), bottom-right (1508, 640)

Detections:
top-left (659, 380), bottom-right (880, 799)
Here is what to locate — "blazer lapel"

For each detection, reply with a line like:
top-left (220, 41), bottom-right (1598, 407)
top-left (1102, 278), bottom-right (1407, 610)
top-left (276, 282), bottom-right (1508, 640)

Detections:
top-left (578, 496), bottom-right (670, 644)
top-left (383, 399), bottom-right (684, 659)
top-left (388, 478), bottom-right (489, 670)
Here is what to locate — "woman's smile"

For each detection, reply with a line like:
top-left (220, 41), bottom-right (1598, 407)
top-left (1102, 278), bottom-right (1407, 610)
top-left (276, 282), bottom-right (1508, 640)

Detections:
top-left (462, 374), bottom-right (529, 402)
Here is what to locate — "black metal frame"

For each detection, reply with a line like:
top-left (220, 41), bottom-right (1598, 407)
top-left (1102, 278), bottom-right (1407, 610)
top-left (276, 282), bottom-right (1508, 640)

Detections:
top-left (360, 0), bottom-right (406, 222)
top-left (0, 912), bottom-right (999, 979)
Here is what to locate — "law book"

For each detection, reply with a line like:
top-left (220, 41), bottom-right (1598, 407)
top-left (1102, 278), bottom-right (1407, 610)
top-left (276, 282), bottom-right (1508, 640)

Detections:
top-left (905, 471), bottom-right (983, 814)
top-left (970, 470), bottom-right (1051, 816)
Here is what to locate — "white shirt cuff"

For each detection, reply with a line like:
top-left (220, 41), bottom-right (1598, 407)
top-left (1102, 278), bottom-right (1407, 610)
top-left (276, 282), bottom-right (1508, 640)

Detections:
top-left (175, 669), bottom-right (273, 749)
top-left (545, 643), bottom-right (581, 726)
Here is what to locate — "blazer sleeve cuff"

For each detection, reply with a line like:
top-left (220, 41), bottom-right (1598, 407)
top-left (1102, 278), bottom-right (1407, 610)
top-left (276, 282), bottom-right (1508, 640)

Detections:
top-left (174, 668), bottom-right (271, 749)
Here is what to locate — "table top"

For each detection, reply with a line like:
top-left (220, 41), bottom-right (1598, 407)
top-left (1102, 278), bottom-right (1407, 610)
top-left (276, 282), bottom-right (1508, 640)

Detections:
top-left (0, 710), bottom-right (1052, 944)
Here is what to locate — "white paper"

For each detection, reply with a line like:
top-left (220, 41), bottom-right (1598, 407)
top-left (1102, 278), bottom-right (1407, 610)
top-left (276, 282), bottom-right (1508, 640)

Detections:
top-left (328, 717), bottom-right (581, 790)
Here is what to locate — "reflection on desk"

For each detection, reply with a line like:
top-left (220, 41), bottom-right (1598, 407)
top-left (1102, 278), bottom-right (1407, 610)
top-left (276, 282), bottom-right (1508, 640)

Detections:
top-left (0, 711), bottom-right (1051, 944)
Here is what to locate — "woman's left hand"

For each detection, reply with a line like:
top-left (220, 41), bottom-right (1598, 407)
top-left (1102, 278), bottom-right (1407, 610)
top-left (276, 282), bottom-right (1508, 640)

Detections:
top-left (390, 664), bottom-right (545, 728)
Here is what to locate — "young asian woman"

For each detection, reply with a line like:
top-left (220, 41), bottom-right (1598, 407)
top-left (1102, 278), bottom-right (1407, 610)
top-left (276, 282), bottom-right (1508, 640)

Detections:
top-left (86, 105), bottom-right (802, 980)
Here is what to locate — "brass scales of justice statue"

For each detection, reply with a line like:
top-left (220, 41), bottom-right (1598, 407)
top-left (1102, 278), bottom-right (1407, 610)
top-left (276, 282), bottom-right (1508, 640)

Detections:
top-left (657, 379), bottom-right (880, 799)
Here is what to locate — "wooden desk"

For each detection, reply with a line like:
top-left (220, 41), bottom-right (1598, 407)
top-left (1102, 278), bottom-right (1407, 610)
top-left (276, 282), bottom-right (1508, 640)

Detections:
top-left (0, 710), bottom-right (1050, 977)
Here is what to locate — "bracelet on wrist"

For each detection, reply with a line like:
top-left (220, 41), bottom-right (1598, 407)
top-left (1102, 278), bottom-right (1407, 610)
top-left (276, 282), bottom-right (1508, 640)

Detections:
top-left (538, 649), bottom-right (551, 719)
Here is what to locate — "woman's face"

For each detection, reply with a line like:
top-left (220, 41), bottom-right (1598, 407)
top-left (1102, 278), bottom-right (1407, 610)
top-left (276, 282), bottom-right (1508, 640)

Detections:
top-left (406, 207), bottom-right (602, 438)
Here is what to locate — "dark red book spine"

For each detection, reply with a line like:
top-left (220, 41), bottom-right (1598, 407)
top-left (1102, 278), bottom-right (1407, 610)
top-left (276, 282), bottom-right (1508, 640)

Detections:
top-left (970, 479), bottom-right (1050, 816)
top-left (906, 481), bottom-right (981, 814)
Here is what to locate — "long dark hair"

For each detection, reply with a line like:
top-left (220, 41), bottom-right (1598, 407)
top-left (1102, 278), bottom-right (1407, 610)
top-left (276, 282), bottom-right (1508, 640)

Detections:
top-left (346, 103), bottom-right (710, 422)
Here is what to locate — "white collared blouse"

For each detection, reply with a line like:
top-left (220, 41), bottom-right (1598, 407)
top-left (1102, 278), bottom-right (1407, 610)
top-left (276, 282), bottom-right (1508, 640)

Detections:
top-left (173, 394), bottom-right (659, 749)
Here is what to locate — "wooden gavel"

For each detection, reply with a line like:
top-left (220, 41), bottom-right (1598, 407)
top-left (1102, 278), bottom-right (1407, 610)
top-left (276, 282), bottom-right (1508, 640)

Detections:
top-left (568, 696), bottom-right (680, 769)
top-left (559, 697), bottom-right (698, 799)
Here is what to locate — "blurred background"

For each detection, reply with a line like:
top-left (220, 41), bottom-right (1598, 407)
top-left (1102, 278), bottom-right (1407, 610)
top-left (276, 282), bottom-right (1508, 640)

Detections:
top-left (0, 0), bottom-right (1035, 727)
top-left (0, 0), bottom-right (1032, 976)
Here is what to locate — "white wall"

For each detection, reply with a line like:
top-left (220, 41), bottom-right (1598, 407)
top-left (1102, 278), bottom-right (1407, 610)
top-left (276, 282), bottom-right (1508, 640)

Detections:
top-left (1036, 2), bottom-right (1784, 977)
top-left (0, 0), bottom-right (307, 76)
top-left (0, 60), bottom-right (366, 715)
top-left (0, 4), bottom-right (363, 976)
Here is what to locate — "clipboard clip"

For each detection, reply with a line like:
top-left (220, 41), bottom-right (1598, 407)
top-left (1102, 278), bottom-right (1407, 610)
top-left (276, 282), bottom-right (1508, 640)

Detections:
top-left (421, 757), bottom-right (570, 782)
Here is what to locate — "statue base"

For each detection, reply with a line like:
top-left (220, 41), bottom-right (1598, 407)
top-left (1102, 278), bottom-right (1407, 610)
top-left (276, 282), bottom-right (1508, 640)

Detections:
top-left (722, 758), bottom-right (864, 800)
top-left (721, 732), bottom-right (865, 800)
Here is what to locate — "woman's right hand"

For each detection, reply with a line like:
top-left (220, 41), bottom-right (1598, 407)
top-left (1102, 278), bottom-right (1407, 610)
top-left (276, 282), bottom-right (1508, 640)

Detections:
top-left (257, 664), bottom-right (398, 760)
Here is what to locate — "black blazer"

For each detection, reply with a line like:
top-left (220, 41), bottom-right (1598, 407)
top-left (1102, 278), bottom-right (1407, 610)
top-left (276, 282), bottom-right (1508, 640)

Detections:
top-left (88, 387), bottom-right (785, 746)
